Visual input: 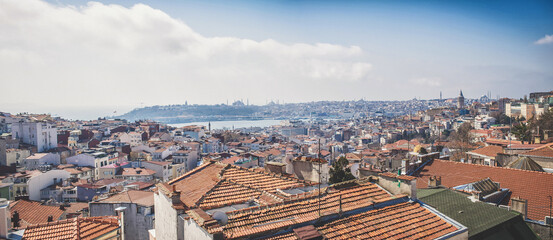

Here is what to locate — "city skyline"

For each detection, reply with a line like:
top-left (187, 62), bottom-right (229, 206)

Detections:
top-left (1, 0), bottom-right (552, 120)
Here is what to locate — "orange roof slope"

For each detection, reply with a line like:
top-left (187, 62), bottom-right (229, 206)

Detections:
top-left (468, 145), bottom-right (504, 158)
top-left (222, 182), bottom-right (393, 239)
top-left (198, 180), bottom-right (262, 210)
top-left (221, 166), bottom-right (306, 193)
top-left (168, 162), bottom-right (225, 207)
top-left (166, 161), bottom-right (308, 209)
top-left (317, 202), bottom-right (457, 239)
top-left (100, 190), bottom-right (154, 207)
top-left (22, 216), bottom-right (120, 240)
top-left (10, 200), bottom-right (65, 229)
top-left (414, 159), bottom-right (553, 221)
top-left (521, 142), bottom-right (553, 158)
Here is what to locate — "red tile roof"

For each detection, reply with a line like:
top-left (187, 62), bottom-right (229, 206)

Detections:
top-left (22, 216), bottom-right (120, 240)
top-left (520, 142), bottom-right (553, 158)
top-left (222, 182), bottom-right (394, 239)
top-left (100, 190), bottom-right (154, 207)
top-left (414, 159), bottom-right (553, 221)
top-left (163, 161), bottom-right (310, 209)
top-left (120, 168), bottom-right (156, 176)
top-left (10, 200), bottom-right (65, 229)
top-left (317, 202), bottom-right (457, 239)
top-left (467, 145), bottom-right (504, 158)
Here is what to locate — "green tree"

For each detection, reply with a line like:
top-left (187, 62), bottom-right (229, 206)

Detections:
top-left (447, 122), bottom-right (474, 161)
top-left (329, 157), bottom-right (355, 184)
top-left (529, 110), bottom-right (553, 140)
top-left (512, 122), bottom-right (531, 143)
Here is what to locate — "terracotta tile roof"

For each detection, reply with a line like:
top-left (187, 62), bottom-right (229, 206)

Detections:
top-left (413, 159), bottom-right (553, 221)
top-left (100, 190), bottom-right (154, 207)
top-left (260, 232), bottom-right (298, 240)
top-left (166, 162), bottom-right (226, 207)
top-left (165, 161), bottom-right (309, 210)
top-left (10, 200), bottom-right (65, 229)
top-left (22, 216), bottom-right (120, 240)
top-left (467, 145), bottom-right (504, 158)
top-left (221, 166), bottom-right (307, 193)
top-left (120, 168), bottom-right (156, 176)
top-left (197, 180), bottom-right (263, 210)
top-left (520, 142), bottom-right (553, 158)
top-left (379, 172), bottom-right (416, 181)
top-left (126, 181), bottom-right (155, 190)
top-left (317, 202), bottom-right (457, 239)
top-left (486, 138), bottom-right (522, 146)
top-left (64, 202), bottom-right (89, 215)
top-left (222, 182), bottom-right (394, 239)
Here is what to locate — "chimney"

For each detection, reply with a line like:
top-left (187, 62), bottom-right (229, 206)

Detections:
top-left (171, 185), bottom-right (181, 204)
top-left (115, 207), bottom-right (127, 240)
top-left (428, 176), bottom-right (441, 188)
top-left (47, 215), bottom-right (53, 222)
top-left (511, 197), bottom-right (528, 219)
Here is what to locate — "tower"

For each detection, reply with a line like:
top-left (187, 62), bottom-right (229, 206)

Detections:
top-left (458, 90), bottom-right (465, 109)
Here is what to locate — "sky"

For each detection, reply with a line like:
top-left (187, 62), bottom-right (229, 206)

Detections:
top-left (0, 0), bottom-right (552, 120)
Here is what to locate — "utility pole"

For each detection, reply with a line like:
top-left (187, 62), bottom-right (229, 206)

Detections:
top-left (545, 195), bottom-right (553, 238)
top-left (318, 138), bottom-right (321, 217)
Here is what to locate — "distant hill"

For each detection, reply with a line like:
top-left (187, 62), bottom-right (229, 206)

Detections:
top-left (114, 104), bottom-right (263, 123)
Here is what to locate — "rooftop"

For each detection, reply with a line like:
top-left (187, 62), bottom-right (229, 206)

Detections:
top-left (162, 161), bottom-right (311, 209)
top-left (22, 216), bottom-right (120, 240)
top-left (100, 190), bottom-right (154, 207)
top-left (413, 159), bottom-right (553, 221)
top-left (467, 145), bottom-right (504, 158)
top-left (418, 188), bottom-right (537, 239)
top-left (9, 200), bottom-right (65, 229)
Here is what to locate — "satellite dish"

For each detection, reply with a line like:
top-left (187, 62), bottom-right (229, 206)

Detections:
top-left (212, 211), bottom-right (228, 226)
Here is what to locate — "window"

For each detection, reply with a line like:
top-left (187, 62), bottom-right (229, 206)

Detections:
top-left (546, 216), bottom-right (553, 225)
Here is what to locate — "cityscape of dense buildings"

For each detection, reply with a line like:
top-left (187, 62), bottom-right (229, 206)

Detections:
top-left (0, 90), bottom-right (552, 239)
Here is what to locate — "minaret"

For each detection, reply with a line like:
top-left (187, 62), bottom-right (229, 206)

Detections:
top-left (458, 90), bottom-right (465, 109)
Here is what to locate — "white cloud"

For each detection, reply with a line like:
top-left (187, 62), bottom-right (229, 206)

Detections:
top-left (534, 34), bottom-right (553, 45)
top-left (0, 0), bottom-right (372, 116)
top-left (409, 78), bottom-right (441, 87)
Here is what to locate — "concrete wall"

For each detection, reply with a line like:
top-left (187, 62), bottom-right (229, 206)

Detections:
top-left (90, 202), bottom-right (154, 240)
top-left (290, 160), bottom-right (329, 183)
top-left (0, 198), bottom-right (10, 239)
top-left (183, 218), bottom-right (214, 240)
top-left (23, 153), bottom-right (60, 170)
top-left (378, 175), bottom-right (417, 199)
top-left (4, 149), bottom-right (30, 166)
top-left (527, 221), bottom-right (552, 240)
top-left (66, 154), bottom-right (95, 167)
top-left (27, 170), bottom-right (70, 201)
top-left (154, 191), bottom-right (181, 240)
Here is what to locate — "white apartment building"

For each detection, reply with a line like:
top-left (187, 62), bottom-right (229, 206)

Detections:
top-left (11, 121), bottom-right (57, 152)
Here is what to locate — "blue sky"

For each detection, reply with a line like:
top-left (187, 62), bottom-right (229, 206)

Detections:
top-left (1, 0), bottom-right (552, 119)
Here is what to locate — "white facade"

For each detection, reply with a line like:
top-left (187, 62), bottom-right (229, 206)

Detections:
top-left (142, 161), bottom-right (172, 181)
top-left (27, 170), bottom-right (70, 201)
top-left (154, 190), bottom-right (182, 240)
top-left (11, 122), bottom-right (57, 152)
top-left (66, 154), bottom-right (96, 167)
top-left (118, 132), bottom-right (143, 147)
top-left (22, 153), bottom-right (60, 170)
